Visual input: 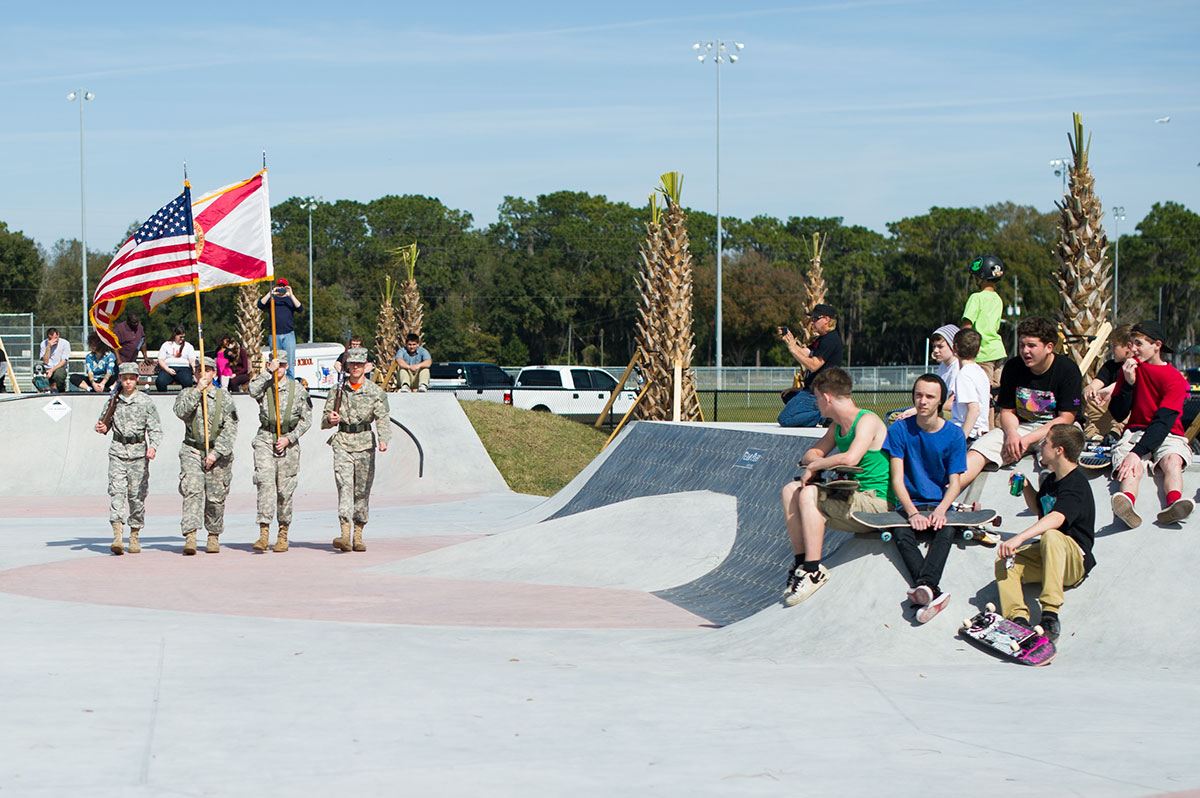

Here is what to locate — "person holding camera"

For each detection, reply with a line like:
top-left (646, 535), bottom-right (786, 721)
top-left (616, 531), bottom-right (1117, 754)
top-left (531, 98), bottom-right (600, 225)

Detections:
top-left (778, 304), bottom-right (843, 427)
top-left (258, 278), bottom-right (302, 379)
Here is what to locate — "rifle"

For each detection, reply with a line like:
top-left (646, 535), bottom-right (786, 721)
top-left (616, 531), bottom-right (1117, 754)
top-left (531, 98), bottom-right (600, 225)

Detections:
top-left (333, 331), bottom-right (350, 415)
top-left (100, 381), bottom-right (121, 431)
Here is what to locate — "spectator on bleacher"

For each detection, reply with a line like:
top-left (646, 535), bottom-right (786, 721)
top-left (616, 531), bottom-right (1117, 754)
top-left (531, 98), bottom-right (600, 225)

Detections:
top-left (216, 334), bottom-right (252, 393)
top-left (70, 333), bottom-right (117, 393)
top-left (155, 325), bottom-right (197, 392)
top-left (38, 328), bottom-right (71, 393)
top-left (115, 314), bottom-right (149, 365)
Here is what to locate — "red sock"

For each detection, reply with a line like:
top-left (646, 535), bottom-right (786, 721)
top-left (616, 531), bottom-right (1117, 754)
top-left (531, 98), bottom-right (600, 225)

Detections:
top-left (1167, 490), bottom-right (1182, 505)
top-left (1124, 492), bottom-right (1137, 505)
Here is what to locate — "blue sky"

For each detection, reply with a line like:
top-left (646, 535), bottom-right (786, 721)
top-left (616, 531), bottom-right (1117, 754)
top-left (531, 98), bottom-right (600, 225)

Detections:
top-left (2, 0), bottom-right (1197, 254)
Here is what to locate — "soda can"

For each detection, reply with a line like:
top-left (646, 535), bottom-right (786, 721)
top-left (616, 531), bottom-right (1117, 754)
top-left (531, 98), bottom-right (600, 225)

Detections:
top-left (1009, 472), bottom-right (1026, 496)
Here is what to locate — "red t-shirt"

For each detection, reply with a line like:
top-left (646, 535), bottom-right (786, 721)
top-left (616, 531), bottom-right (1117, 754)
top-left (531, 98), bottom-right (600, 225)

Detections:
top-left (1113, 360), bottom-right (1189, 435)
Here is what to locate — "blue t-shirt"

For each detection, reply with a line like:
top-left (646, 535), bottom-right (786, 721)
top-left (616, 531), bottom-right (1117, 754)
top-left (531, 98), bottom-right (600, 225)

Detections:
top-left (85, 351), bottom-right (116, 380)
top-left (882, 416), bottom-right (968, 505)
top-left (396, 345), bottom-right (431, 366)
top-left (259, 293), bottom-right (299, 334)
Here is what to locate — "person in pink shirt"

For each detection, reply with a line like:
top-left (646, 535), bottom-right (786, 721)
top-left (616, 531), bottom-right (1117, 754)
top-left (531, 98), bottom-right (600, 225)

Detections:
top-left (1108, 320), bottom-right (1194, 527)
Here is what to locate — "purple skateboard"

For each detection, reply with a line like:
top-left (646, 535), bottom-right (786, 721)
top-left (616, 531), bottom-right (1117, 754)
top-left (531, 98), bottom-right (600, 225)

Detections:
top-left (959, 604), bottom-right (1057, 666)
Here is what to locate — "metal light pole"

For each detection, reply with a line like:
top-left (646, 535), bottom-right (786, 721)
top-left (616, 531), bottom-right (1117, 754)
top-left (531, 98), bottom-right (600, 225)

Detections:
top-left (1112, 205), bottom-right (1125, 322)
top-left (693, 39), bottom-right (743, 387)
top-left (1049, 158), bottom-right (1069, 195)
top-left (68, 89), bottom-right (94, 346)
top-left (299, 196), bottom-right (321, 343)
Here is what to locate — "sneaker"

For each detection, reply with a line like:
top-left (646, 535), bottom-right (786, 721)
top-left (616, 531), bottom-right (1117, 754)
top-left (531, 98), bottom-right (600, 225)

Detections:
top-left (417, 384), bottom-right (428, 392)
top-left (783, 565), bottom-right (830, 606)
top-left (400, 384), bottom-right (411, 393)
top-left (1010, 615), bottom-right (1033, 629)
top-left (1040, 612), bottom-right (1061, 643)
top-left (1157, 498), bottom-right (1194, 525)
top-left (1112, 493), bottom-right (1142, 528)
top-left (916, 591), bottom-right (950, 624)
top-left (907, 585), bottom-right (934, 606)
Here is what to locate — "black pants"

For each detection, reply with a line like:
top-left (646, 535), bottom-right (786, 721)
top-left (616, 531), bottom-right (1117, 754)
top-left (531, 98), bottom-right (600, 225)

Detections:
top-left (893, 524), bottom-right (957, 595)
top-left (70, 373), bottom-right (116, 392)
top-left (156, 367), bottom-right (195, 392)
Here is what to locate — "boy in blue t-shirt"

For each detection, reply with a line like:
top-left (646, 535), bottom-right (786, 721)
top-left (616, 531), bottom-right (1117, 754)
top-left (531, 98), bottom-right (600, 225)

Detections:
top-left (882, 374), bottom-right (968, 623)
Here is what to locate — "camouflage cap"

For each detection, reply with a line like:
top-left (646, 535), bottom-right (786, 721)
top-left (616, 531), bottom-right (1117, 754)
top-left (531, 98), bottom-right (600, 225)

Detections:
top-left (345, 347), bottom-right (369, 364)
top-left (118, 362), bottom-right (140, 376)
top-left (202, 356), bottom-right (217, 370)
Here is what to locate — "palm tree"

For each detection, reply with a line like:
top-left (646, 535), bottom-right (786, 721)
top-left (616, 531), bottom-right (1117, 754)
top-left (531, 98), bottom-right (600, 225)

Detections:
top-left (1054, 113), bottom-right (1111, 368)
top-left (633, 173), bottom-right (702, 421)
top-left (393, 242), bottom-right (425, 341)
top-left (374, 274), bottom-right (400, 380)
top-left (236, 284), bottom-right (263, 373)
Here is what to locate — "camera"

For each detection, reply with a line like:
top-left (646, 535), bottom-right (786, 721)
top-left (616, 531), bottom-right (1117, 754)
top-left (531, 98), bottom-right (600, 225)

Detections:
top-left (778, 325), bottom-right (790, 338)
top-left (273, 286), bottom-right (287, 297)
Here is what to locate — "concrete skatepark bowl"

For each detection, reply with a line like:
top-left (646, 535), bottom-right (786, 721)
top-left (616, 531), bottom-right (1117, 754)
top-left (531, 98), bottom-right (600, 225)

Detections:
top-left (1, 392), bottom-right (1198, 796)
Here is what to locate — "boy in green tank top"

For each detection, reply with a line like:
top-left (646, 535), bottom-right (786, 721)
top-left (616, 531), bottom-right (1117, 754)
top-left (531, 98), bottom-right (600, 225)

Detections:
top-left (781, 367), bottom-right (893, 605)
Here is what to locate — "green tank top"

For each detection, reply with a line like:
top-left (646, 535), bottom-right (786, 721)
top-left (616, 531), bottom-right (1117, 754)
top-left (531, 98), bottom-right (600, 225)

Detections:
top-left (834, 410), bottom-right (893, 504)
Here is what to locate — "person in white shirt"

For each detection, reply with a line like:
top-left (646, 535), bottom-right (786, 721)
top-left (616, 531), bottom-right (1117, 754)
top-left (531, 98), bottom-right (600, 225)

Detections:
top-left (951, 328), bottom-right (991, 442)
top-left (896, 324), bottom-right (959, 422)
top-left (38, 328), bottom-right (72, 393)
top-left (155, 325), bottom-right (198, 392)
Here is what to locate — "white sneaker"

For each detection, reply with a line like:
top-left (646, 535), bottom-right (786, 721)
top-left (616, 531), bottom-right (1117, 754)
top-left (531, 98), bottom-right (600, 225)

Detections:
top-left (1157, 498), bottom-right (1194, 525)
top-left (1112, 493), bottom-right (1142, 528)
top-left (418, 385), bottom-right (428, 392)
top-left (907, 585), bottom-right (934, 606)
top-left (783, 565), bottom-right (830, 606)
top-left (400, 384), bottom-right (411, 393)
top-left (916, 591), bottom-right (950, 624)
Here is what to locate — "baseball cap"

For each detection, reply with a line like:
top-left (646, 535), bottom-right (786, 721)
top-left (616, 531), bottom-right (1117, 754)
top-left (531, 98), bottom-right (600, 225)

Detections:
top-left (276, 278), bottom-right (288, 286)
top-left (1131, 320), bottom-right (1174, 354)
top-left (807, 303), bottom-right (836, 319)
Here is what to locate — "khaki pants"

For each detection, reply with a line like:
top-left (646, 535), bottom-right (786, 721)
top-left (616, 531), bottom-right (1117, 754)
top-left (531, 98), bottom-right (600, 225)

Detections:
top-left (995, 528), bottom-right (1085, 619)
top-left (398, 367), bottom-right (430, 391)
top-left (818, 489), bottom-right (889, 535)
top-left (1082, 399), bottom-right (1124, 440)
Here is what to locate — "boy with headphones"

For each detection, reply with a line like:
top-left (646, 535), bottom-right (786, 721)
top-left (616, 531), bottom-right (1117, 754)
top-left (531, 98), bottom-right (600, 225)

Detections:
top-left (881, 374), bottom-right (969, 623)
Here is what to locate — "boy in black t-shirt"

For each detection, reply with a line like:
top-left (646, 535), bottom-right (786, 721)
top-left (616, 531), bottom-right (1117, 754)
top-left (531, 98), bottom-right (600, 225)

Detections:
top-left (1083, 325), bottom-right (1133, 440)
top-left (779, 304), bottom-right (844, 427)
top-left (994, 424), bottom-right (1095, 642)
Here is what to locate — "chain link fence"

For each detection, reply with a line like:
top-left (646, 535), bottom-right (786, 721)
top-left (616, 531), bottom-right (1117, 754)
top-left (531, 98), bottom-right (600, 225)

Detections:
top-left (697, 389), bottom-right (912, 424)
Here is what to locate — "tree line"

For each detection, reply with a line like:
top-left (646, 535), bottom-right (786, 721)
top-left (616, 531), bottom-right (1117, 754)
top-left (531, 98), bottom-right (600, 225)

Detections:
top-left (3, 193), bottom-right (1197, 365)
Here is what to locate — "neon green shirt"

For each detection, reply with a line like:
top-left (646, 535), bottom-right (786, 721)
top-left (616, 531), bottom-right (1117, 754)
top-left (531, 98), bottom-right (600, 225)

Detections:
top-left (834, 410), bottom-right (894, 504)
top-left (962, 290), bottom-right (1006, 363)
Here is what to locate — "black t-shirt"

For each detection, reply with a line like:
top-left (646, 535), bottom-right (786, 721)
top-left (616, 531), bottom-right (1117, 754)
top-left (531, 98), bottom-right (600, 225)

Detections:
top-left (1094, 359), bottom-right (1120, 387)
top-left (998, 353), bottom-right (1083, 424)
top-left (1036, 467), bottom-right (1096, 574)
top-left (802, 329), bottom-right (844, 391)
top-left (258, 293), bottom-right (299, 335)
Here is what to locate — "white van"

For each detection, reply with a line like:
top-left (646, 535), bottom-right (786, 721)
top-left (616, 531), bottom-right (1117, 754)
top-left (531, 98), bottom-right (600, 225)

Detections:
top-left (261, 342), bottom-right (346, 391)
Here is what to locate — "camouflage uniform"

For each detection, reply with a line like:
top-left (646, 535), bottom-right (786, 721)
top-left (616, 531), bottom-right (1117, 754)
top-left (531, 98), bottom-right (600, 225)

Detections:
top-left (322, 361), bottom-right (391, 550)
top-left (98, 375), bottom-right (162, 532)
top-left (249, 369), bottom-right (311, 527)
top-left (173, 380), bottom-right (238, 547)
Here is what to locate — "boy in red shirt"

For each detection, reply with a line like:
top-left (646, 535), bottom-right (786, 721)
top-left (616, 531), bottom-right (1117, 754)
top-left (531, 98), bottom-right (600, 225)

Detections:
top-left (1108, 320), bottom-right (1193, 527)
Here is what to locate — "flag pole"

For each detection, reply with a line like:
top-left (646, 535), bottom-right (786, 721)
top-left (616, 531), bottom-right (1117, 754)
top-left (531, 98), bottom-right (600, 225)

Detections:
top-left (184, 163), bottom-right (210, 457)
top-left (268, 291), bottom-right (283, 450)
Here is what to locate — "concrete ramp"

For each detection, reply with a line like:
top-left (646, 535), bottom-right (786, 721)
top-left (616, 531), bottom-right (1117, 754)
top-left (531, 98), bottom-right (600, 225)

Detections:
top-left (0, 392), bottom-right (507, 509)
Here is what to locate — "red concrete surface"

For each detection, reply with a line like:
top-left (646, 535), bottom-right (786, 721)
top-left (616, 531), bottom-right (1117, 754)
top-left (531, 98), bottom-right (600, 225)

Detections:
top-left (0, 536), bottom-right (708, 630)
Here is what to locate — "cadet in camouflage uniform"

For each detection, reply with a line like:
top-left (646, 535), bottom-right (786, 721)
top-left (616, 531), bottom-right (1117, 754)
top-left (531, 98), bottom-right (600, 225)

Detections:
top-left (94, 362), bottom-right (163, 555)
top-left (173, 357), bottom-right (238, 555)
top-left (249, 357), bottom-right (312, 552)
top-left (321, 347), bottom-right (391, 551)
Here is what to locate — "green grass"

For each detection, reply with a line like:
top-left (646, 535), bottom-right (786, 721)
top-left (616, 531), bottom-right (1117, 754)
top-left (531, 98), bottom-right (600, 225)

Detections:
top-left (459, 401), bottom-right (609, 496)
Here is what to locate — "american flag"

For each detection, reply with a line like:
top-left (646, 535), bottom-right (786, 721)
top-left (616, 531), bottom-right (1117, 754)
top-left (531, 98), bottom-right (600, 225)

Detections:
top-left (91, 187), bottom-right (198, 348)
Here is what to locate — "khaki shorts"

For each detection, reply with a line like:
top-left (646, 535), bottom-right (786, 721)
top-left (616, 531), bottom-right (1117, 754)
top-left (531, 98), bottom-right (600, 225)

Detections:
top-left (819, 488), bottom-right (889, 534)
top-left (969, 422), bottom-right (1046, 468)
top-left (979, 358), bottom-right (1004, 389)
top-left (1111, 429), bottom-right (1191, 473)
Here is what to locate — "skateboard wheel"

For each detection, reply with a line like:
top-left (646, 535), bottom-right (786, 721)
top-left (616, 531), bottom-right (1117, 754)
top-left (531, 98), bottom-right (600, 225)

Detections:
top-left (961, 619), bottom-right (971, 630)
top-left (1009, 641), bottom-right (1021, 653)
top-left (881, 531), bottom-right (892, 543)
top-left (1034, 625), bottom-right (1044, 636)
top-left (985, 602), bottom-right (996, 613)
top-left (961, 529), bottom-right (973, 540)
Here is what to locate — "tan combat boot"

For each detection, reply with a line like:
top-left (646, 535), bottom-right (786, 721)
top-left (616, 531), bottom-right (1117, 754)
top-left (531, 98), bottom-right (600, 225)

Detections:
top-left (332, 521), bottom-right (352, 552)
top-left (273, 524), bottom-right (289, 553)
top-left (183, 531), bottom-right (198, 555)
top-left (352, 523), bottom-right (366, 552)
top-left (128, 529), bottom-right (141, 554)
top-left (110, 522), bottom-right (125, 555)
top-left (253, 523), bottom-right (270, 551)
top-left (206, 533), bottom-right (220, 553)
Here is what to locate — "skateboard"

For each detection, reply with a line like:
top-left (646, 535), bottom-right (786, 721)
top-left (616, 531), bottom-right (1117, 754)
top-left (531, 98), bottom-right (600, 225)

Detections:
top-left (1079, 441), bottom-right (1113, 471)
top-left (849, 508), bottom-right (1000, 543)
top-left (959, 603), bottom-right (1057, 666)
top-left (32, 363), bottom-right (49, 393)
top-left (799, 465), bottom-right (863, 497)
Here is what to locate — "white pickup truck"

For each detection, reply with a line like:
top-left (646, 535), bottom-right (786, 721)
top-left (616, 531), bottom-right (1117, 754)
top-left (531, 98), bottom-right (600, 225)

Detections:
top-left (427, 362), bottom-right (637, 425)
